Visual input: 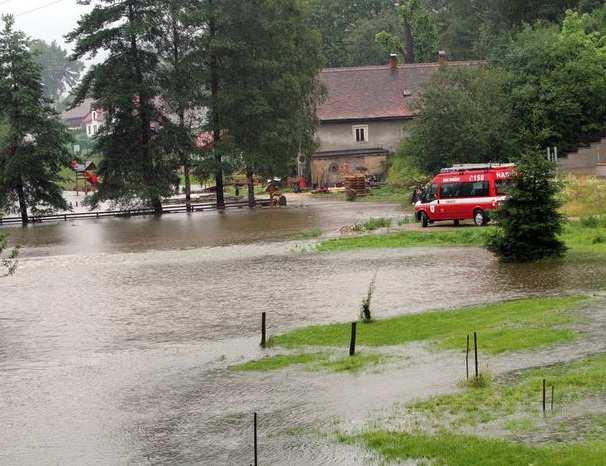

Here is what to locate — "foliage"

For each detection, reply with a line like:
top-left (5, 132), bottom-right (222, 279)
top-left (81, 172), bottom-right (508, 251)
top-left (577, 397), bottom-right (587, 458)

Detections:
top-left (269, 296), bottom-right (586, 353)
top-left (30, 40), bottom-right (84, 104)
top-left (500, 11), bottom-right (606, 153)
top-left (68, 0), bottom-right (180, 212)
top-left (398, 66), bottom-right (521, 174)
top-left (363, 217), bottom-right (392, 231)
top-left (488, 153), bottom-right (567, 262)
top-left (0, 15), bottom-right (72, 224)
top-left (0, 233), bottom-right (18, 276)
top-left (360, 272), bottom-right (377, 322)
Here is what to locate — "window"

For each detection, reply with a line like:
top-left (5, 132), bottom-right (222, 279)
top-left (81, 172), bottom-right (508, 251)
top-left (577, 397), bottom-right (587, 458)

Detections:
top-left (353, 125), bottom-right (368, 143)
top-left (459, 181), bottom-right (490, 198)
top-left (422, 184), bottom-right (438, 203)
top-left (440, 183), bottom-right (461, 199)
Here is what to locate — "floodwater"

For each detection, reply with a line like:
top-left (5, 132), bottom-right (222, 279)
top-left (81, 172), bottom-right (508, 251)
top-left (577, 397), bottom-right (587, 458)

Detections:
top-left (1, 197), bottom-right (605, 465)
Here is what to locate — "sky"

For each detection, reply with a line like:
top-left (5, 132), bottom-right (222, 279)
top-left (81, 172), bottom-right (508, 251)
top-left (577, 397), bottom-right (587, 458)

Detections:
top-left (0, 0), bottom-right (92, 51)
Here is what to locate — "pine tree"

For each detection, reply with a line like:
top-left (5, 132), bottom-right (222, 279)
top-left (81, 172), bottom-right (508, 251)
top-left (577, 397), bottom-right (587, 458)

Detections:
top-left (215, 0), bottom-right (324, 207)
top-left (0, 15), bottom-right (72, 225)
top-left (67, 0), bottom-right (177, 213)
top-left (488, 153), bottom-right (567, 262)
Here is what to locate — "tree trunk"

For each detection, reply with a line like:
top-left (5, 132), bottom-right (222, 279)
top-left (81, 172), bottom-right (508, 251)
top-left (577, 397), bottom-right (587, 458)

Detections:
top-left (16, 182), bottom-right (28, 225)
top-left (247, 167), bottom-right (256, 208)
top-left (209, 2), bottom-right (225, 210)
top-left (184, 163), bottom-right (192, 211)
top-left (403, 19), bottom-right (415, 64)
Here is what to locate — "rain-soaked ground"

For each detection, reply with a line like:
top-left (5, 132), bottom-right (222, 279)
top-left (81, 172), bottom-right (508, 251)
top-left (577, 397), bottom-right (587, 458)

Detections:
top-left (1, 196), bottom-right (606, 464)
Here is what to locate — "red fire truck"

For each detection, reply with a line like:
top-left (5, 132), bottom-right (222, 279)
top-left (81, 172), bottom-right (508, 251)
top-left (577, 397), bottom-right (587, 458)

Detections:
top-left (415, 164), bottom-right (515, 227)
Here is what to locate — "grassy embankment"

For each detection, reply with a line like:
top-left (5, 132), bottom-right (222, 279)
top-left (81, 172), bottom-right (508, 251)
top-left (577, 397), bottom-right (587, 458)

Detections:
top-left (342, 352), bottom-right (606, 465)
top-left (232, 296), bottom-right (587, 373)
top-left (315, 216), bottom-right (606, 260)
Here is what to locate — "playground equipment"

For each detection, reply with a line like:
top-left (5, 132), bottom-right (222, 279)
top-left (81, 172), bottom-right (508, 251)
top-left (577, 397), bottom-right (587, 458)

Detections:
top-left (71, 160), bottom-right (99, 195)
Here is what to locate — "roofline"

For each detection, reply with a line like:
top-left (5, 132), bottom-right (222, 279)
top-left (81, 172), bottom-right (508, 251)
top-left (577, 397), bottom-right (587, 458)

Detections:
top-left (320, 115), bottom-right (413, 124)
top-left (320, 60), bottom-right (486, 74)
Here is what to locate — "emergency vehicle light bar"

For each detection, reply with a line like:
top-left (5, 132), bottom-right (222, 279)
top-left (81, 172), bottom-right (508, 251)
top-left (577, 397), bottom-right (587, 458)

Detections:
top-left (440, 163), bottom-right (515, 173)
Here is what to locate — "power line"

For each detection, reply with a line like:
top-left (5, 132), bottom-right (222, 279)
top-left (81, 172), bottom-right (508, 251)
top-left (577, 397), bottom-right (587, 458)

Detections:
top-left (16, 0), bottom-right (66, 17)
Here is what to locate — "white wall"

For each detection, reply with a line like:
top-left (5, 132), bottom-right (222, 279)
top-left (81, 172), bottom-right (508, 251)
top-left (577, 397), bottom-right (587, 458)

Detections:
top-left (316, 119), bottom-right (410, 154)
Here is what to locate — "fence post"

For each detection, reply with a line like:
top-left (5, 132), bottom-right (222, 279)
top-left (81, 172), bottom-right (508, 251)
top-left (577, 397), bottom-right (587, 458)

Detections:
top-left (349, 322), bottom-right (357, 356)
top-left (474, 332), bottom-right (479, 379)
top-left (260, 312), bottom-right (267, 348)
top-left (542, 379), bottom-right (546, 415)
top-left (253, 412), bottom-right (258, 466)
top-left (551, 384), bottom-right (554, 412)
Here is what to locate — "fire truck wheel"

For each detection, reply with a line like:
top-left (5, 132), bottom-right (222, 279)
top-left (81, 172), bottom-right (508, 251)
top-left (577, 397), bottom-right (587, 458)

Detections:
top-left (420, 212), bottom-right (429, 228)
top-left (473, 209), bottom-right (487, 227)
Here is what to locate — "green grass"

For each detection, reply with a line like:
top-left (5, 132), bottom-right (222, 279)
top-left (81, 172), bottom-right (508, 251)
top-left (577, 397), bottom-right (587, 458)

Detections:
top-left (269, 296), bottom-right (586, 354)
top-left (316, 228), bottom-right (491, 252)
top-left (315, 217), bottom-right (606, 260)
top-left (342, 431), bottom-right (606, 466)
top-left (362, 217), bottom-right (392, 231)
top-left (362, 185), bottom-right (413, 205)
top-left (231, 352), bottom-right (386, 373)
top-left (413, 352), bottom-right (606, 427)
top-left (290, 228), bottom-right (322, 240)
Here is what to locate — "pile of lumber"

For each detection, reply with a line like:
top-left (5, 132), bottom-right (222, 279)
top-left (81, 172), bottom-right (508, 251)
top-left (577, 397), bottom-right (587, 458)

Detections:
top-left (344, 175), bottom-right (368, 196)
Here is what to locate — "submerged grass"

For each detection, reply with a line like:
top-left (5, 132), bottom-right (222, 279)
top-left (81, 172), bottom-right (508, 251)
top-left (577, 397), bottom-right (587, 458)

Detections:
top-left (413, 352), bottom-right (606, 427)
top-left (342, 431), bottom-right (606, 466)
top-left (231, 352), bottom-right (386, 374)
top-left (290, 228), bottom-right (322, 240)
top-left (269, 296), bottom-right (587, 354)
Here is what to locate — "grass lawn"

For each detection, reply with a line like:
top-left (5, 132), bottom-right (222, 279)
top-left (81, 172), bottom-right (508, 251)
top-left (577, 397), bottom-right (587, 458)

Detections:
top-left (231, 352), bottom-right (387, 373)
top-left (315, 217), bottom-right (606, 260)
top-left (269, 296), bottom-right (587, 354)
top-left (342, 431), bottom-right (606, 466)
top-left (414, 352), bottom-right (606, 427)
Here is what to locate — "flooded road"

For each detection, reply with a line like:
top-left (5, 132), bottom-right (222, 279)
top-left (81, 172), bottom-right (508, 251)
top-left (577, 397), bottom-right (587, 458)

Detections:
top-left (1, 198), bottom-right (605, 464)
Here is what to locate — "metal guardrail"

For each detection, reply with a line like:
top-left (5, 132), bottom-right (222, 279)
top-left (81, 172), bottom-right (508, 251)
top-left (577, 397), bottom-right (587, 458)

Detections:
top-left (0, 199), bottom-right (273, 225)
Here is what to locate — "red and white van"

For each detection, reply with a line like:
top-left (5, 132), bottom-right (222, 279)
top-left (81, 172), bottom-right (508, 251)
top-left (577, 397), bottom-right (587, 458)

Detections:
top-left (415, 164), bottom-right (515, 227)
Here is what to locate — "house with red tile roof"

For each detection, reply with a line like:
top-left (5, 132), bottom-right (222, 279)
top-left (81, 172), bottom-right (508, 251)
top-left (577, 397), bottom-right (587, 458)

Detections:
top-left (312, 53), bottom-right (482, 186)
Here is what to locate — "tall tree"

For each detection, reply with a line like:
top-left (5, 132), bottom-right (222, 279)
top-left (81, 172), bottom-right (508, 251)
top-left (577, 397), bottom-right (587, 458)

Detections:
top-left (397, 66), bottom-right (522, 174)
top-left (154, 0), bottom-right (205, 212)
top-left (67, 0), bottom-right (178, 214)
top-left (0, 15), bottom-right (72, 225)
top-left (215, 0), bottom-right (324, 208)
top-left (30, 40), bottom-right (84, 104)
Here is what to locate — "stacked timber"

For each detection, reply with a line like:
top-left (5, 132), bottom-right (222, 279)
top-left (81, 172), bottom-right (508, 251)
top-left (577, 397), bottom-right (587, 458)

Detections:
top-left (344, 175), bottom-right (368, 196)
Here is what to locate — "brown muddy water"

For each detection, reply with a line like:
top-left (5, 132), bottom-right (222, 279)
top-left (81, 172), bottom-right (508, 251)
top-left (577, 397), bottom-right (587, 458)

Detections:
top-left (1, 199), bottom-right (605, 465)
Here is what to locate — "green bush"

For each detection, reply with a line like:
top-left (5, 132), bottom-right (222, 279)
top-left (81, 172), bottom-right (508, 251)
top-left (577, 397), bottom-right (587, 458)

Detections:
top-left (487, 153), bottom-right (567, 262)
top-left (363, 217), bottom-right (392, 231)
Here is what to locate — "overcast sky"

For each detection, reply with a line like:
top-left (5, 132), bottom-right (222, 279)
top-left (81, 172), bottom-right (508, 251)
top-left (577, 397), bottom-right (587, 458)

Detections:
top-left (0, 0), bottom-right (92, 51)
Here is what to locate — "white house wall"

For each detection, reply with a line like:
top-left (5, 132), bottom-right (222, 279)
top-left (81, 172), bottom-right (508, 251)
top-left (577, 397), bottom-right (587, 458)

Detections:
top-left (316, 120), bottom-right (411, 154)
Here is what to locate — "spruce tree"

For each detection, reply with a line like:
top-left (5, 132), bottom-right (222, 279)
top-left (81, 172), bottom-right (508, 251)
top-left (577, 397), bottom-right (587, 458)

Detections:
top-left (67, 0), bottom-right (177, 213)
top-left (0, 15), bottom-right (72, 225)
top-left (488, 153), bottom-right (567, 262)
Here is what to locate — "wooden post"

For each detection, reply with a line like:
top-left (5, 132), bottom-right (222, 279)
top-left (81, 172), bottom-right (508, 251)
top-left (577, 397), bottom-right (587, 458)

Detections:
top-left (349, 322), bottom-right (357, 356)
top-left (253, 412), bottom-right (258, 466)
top-left (260, 312), bottom-right (267, 348)
top-left (542, 379), bottom-right (546, 415)
top-left (474, 332), bottom-right (479, 379)
top-left (466, 334), bottom-right (470, 381)
top-left (551, 384), bottom-right (554, 412)
top-left (543, 379), bottom-right (547, 414)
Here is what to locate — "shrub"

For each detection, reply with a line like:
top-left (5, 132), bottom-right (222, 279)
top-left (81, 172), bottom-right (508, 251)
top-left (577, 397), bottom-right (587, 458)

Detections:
top-left (364, 217), bottom-right (392, 231)
top-left (360, 272), bottom-right (377, 323)
top-left (487, 153), bottom-right (567, 262)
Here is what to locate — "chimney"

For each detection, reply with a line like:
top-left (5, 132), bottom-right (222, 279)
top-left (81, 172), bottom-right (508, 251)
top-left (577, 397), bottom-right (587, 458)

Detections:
top-left (389, 53), bottom-right (398, 72)
top-left (438, 50), bottom-right (447, 66)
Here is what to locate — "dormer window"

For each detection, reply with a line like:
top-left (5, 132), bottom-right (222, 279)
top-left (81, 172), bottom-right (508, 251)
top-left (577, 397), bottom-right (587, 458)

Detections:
top-left (353, 125), bottom-right (368, 143)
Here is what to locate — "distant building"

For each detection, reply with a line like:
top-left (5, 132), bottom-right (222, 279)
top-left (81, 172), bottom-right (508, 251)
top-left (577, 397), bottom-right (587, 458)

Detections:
top-left (61, 98), bottom-right (105, 137)
top-left (312, 53), bottom-right (482, 186)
